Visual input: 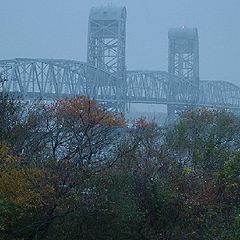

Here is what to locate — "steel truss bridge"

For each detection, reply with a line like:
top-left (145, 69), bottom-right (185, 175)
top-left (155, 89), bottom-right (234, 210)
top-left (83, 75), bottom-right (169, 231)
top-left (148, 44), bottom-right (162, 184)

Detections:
top-left (1, 6), bottom-right (240, 115)
top-left (1, 58), bottom-right (240, 111)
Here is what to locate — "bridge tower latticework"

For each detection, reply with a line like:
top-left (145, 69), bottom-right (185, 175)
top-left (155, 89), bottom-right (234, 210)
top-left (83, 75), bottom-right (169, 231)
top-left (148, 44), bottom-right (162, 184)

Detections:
top-left (168, 27), bottom-right (200, 120)
top-left (87, 6), bottom-right (127, 110)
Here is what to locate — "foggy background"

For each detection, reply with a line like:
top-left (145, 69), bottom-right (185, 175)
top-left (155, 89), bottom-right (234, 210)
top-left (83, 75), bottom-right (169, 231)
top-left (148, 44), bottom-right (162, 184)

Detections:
top-left (1, 0), bottom-right (240, 85)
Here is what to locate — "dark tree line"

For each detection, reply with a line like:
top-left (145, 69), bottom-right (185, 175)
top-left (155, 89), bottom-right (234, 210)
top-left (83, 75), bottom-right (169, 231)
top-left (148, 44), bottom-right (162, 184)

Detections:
top-left (0, 95), bottom-right (240, 240)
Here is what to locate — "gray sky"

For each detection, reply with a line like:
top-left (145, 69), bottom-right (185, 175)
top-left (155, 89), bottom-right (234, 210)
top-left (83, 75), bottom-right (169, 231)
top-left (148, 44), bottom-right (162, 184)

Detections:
top-left (1, 0), bottom-right (240, 85)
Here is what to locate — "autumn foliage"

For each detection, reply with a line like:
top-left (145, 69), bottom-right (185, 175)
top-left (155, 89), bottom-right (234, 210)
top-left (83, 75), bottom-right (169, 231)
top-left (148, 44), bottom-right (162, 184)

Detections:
top-left (0, 97), bottom-right (240, 240)
top-left (52, 96), bottom-right (125, 127)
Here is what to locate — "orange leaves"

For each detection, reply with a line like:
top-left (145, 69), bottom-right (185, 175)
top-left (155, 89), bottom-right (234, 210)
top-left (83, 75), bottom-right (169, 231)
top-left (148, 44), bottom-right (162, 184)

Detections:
top-left (135, 117), bottom-right (154, 129)
top-left (50, 96), bottom-right (125, 127)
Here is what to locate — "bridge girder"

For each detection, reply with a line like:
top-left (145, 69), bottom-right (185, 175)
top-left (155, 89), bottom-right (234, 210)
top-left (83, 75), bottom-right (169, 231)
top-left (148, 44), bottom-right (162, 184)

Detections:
top-left (1, 58), bottom-right (240, 111)
top-left (199, 80), bottom-right (240, 109)
top-left (0, 58), bottom-right (118, 101)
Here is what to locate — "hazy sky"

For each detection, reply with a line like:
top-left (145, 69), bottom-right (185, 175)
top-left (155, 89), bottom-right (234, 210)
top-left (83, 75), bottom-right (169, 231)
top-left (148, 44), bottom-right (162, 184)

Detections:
top-left (1, 0), bottom-right (240, 85)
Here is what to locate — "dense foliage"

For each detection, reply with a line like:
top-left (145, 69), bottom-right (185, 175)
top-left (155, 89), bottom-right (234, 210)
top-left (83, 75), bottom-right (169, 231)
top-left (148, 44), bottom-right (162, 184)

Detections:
top-left (0, 95), bottom-right (239, 240)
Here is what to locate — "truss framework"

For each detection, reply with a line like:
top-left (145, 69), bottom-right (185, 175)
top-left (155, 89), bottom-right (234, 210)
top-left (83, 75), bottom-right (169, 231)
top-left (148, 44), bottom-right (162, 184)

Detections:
top-left (167, 27), bottom-right (200, 120)
top-left (87, 7), bottom-right (127, 106)
top-left (1, 59), bottom-right (240, 112)
top-left (1, 8), bottom-right (240, 115)
top-left (168, 28), bottom-right (199, 84)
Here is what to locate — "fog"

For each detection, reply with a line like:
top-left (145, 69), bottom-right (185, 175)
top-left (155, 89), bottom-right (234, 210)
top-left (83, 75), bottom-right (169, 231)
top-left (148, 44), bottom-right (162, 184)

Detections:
top-left (1, 2), bottom-right (240, 238)
top-left (1, 0), bottom-right (240, 85)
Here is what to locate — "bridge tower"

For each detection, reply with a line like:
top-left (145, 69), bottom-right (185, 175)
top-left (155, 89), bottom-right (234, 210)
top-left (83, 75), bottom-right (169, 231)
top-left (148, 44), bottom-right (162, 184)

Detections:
top-left (87, 6), bottom-right (127, 110)
top-left (167, 27), bottom-right (199, 121)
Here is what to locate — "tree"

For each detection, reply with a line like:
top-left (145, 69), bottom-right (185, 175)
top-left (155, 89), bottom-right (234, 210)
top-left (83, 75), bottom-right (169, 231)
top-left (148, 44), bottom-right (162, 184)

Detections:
top-left (1, 98), bottom-right (240, 240)
top-left (164, 109), bottom-right (240, 239)
top-left (166, 109), bottom-right (240, 175)
top-left (0, 96), bottom-right (126, 240)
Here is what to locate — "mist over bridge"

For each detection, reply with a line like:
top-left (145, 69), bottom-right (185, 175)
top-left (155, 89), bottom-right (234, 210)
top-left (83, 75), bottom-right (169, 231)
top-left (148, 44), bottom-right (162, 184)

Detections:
top-left (1, 6), bottom-right (240, 117)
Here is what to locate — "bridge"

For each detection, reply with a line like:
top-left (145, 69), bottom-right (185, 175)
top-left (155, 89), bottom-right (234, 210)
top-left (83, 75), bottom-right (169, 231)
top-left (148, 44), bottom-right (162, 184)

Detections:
top-left (1, 6), bottom-right (240, 117)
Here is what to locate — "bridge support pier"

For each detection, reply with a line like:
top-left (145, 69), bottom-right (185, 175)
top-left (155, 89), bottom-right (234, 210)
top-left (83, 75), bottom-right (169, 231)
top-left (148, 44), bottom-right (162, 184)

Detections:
top-left (166, 104), bottom-right (178, 124)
